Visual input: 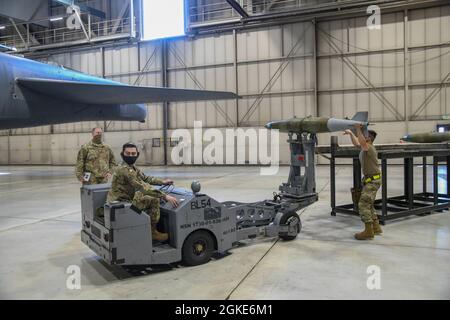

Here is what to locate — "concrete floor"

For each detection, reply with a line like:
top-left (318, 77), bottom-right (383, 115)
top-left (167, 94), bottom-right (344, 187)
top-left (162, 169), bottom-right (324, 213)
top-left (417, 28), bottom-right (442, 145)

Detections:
top-left (0, 165), bottom-right (449, 299)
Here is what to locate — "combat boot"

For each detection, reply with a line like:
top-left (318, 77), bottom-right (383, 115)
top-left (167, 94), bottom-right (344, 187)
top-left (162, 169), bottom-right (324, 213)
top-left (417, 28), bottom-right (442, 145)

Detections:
top-left (151, 224), bottom-right (168, 242)
top-left (372, 218), bottom-right (383, 235)
top-left (354, 223), bottom-right (374, 240)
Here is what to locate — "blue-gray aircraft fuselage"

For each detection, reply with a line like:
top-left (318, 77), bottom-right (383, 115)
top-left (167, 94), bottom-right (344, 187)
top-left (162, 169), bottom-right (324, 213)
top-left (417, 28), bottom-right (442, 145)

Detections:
top-left (0, 52), bottom-right (237, 130)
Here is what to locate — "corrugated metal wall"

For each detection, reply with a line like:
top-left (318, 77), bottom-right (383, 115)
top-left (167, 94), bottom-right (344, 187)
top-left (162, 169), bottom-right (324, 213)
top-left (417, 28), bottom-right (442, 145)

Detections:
top-left (237, 22), bottom-right (316, 126)
top-left (168, 33), bottom-right (236, 128)
top-left (1, 4), bottom-right (449, 165)
top-left (409, 6), bottom-right (450, 120)
top-left (317, 12), bottom-right (405, 122)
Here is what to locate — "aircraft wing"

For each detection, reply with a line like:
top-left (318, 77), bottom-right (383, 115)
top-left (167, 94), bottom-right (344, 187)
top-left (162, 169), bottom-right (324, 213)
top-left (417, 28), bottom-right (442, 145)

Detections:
top-left (0, 44), bottom-right (16, 52)
top-left (16, 78), bottom-right (238, 104)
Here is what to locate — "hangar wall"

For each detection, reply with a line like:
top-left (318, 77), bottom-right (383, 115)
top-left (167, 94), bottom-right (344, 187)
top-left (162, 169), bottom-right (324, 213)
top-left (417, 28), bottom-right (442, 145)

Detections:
top-left (0, 4), bottom-right (449, 165)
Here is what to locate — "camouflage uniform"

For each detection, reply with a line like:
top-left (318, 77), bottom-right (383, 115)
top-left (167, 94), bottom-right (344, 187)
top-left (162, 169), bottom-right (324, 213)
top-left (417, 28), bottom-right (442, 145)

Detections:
top-left (75, 140), bottom-right (117, 185)
top-left (106, 163), bottom-right (165, 224)
top-left (358, 143), bottom-right (381, 223)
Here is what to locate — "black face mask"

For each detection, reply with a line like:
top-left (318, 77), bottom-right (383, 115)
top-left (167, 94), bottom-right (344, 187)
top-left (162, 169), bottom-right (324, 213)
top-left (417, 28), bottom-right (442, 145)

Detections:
top-left (121, 153), bottom-right (139, 166)
top-left (92, 135), bottom-right (102, 144)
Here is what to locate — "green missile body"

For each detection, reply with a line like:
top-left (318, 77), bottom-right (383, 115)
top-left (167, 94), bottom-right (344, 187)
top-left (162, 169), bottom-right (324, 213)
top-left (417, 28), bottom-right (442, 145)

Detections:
top-left (265, 112), bottom-right (369, 134)
top-left (401, 132), bottom-right (450, 143)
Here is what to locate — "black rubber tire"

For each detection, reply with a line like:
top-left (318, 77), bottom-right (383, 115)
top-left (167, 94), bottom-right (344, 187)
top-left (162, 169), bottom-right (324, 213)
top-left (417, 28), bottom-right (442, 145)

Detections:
top-left (279, 211), bottom-right (301, 241)
top-left (182, 230), bottom-right (214, 266)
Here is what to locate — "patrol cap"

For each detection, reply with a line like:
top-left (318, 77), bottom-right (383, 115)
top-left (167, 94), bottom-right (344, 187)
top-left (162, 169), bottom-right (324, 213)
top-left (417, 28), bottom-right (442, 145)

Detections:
top-left (368, 130), bottom-right (377, 141)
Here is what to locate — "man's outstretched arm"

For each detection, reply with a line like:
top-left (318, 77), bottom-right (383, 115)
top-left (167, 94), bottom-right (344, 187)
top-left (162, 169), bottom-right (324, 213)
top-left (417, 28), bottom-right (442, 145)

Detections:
top-left (355, 125), bottom-right (369, 151)
top-left (343, 129), bottom-right (360, 148)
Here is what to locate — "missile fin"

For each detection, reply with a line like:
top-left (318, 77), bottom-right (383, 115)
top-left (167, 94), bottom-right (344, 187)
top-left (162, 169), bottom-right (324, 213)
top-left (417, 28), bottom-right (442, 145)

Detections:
top-left (351, 112), bottom-right (368, 123)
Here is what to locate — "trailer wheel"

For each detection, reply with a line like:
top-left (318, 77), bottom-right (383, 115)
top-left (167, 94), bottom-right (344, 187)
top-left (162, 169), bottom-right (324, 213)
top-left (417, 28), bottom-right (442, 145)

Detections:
top-left (279, 212), bottom-right (302, 241)
top-left (182, 230), bottom-right (214, 266)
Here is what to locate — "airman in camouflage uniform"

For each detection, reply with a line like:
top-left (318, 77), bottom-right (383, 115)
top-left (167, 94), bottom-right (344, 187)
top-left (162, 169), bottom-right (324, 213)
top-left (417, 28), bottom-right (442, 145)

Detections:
top-left (107, 142), bottom-right (179, 242)
top-left (344, 125), bottom-right (382, 240)
top-left (75, 127), bottom-right (117, 185)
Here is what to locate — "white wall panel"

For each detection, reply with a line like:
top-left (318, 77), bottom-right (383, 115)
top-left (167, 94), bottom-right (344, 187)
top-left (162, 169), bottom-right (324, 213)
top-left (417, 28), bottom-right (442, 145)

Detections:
top-left (0, 136), bottom-right (9, 163)
top-left (168, 64), bottom-right (235, 128)
top-left (317, 11), bottom-right (407, 122)
top-left (410, 6), bottom-right (450, 46)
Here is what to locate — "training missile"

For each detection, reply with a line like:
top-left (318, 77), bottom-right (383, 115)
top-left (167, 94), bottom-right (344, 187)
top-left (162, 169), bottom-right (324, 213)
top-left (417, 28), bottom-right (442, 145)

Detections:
top-left (401, 131), bottom-right (450, 143)
top-left (265, 112), bottom-right (369, 134)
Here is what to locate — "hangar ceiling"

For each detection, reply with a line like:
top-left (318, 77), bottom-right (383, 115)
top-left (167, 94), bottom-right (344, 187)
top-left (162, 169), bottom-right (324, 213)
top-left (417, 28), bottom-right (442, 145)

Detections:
top-left (0, 0), bottom-right (132, 53)
top-left (0, 0), bottom-right (49, 27)
top-left (0, 0), bottom-right (448, 53)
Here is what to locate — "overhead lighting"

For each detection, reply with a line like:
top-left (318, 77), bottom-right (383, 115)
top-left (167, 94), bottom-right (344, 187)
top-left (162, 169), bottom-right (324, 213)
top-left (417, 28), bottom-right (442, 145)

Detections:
top-left (141, 0), bottom-right (185, 41)
top-left (50, 16), bottom-right (64, 22)
top-left (0, 26), bottom-right (5, 30)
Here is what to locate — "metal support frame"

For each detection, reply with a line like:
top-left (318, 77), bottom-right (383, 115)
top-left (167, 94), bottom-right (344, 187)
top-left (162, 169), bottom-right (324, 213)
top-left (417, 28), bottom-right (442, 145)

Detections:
top-left (328, 138), bottom-right (450, 224)
top-left (52, 0), bottom-right (106, 19)
top-left (190, 0), bottom-right (449, 34)
top-left (233, 29), bottom-right (239, 127)
top-left (313, 18), bottom-right (318, 117)
top-left (265, 0), bottom-right (283, 12)
top-left (162, 40), bottom-right (169, 166)
top-left (225, 0), bottom-right (250, 18)
top-left (93, 40), bottom-right (449, 79)
top-left (130, 0), bottom-right (135, 39)
top-left (230, 131), bottom-right (319, 231)
top-left (2, 10), bottom-right (136, 54)
top-left (18, 22), bottom-right (40, 46)
top-left (111, 1), bottom-right (130, 35)
top-left (404, 157), bottom-right (414, 209)
top-left (404, 9), bottom-right (410, 132)
top-left (7, 131), bottom-right (11, 164)
top-left (73, 8), bottom-right (90, 41)
top-left (9, 18), bottom-right (28, 49)
top-left (101, 46), bottom-right (107, 132)
top-left (133, 46), bottom-right (157, 86)
top-left (279, 132), bottom-right (318, 199)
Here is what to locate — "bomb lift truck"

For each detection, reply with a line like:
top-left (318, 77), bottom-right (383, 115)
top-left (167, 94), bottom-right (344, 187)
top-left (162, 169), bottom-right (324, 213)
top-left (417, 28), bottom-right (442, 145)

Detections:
top-left (81, 133), bottom-right (318, 267)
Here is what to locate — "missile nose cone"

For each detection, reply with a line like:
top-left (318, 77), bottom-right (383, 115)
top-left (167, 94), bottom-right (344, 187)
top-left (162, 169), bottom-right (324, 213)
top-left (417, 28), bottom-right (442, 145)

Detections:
top-left (265, 120), bottom-right (285, 130)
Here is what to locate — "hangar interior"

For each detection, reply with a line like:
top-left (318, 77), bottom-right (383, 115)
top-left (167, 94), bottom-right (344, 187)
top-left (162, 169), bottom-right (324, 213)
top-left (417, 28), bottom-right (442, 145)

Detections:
top-left (0, 0), bottom-right (449, 299)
